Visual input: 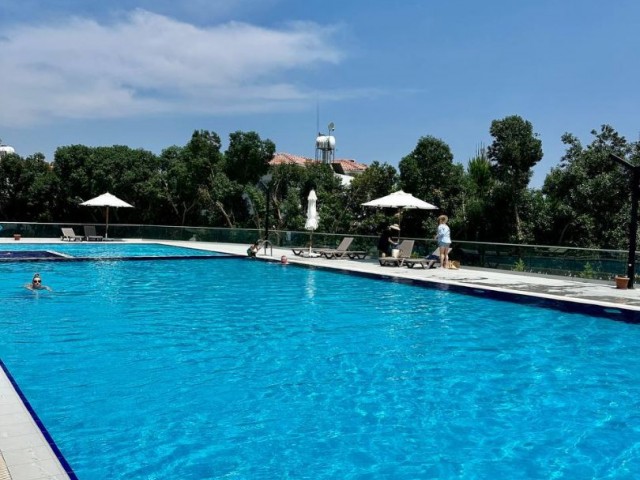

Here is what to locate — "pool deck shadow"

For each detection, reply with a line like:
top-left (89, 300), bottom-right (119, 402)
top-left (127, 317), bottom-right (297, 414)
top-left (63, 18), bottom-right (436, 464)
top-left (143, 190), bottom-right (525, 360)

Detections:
top-left (1, 237), bottom-right (639, 479)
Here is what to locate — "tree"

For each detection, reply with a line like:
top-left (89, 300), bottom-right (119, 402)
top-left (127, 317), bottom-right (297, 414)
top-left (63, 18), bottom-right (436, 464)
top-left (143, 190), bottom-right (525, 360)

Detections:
top-left (83, 146), bottom-right (159, 225)
top-left (199, 171), bottom-right (243, 228)
top-left (225, 131), bottom-right (275, 185)
top-left (399, 136), bottom-right (464, 238)
top-left (267, 163), bottom-right (306, 232)
top-left (347, 161), bottom-right (398, 235)
top-left (301, 162), bottom-right (345, 234)
top-left (51, 145), bottom-right (94, 221)
top-left (158, 130), bottom-right (223, 226)
top-left (487, 115), bottom-right (543, 242)
top-left (542, 125), bottom-right (632, 248)
top-left (0, 152), bottom-right (57, 221)
top-left (458, 146), bottom-right (495, 241)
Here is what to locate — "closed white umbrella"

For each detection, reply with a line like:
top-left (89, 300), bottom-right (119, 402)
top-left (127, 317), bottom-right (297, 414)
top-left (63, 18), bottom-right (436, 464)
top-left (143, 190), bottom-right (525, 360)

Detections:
top-left (305, 189), bottom-right (319, 255)
top-left (80, 192), bottom-right (134, 239)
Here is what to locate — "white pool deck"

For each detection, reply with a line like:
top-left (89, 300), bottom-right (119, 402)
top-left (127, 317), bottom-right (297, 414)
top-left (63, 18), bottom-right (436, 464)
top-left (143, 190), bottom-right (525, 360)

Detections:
top-left (1, 237), bottom-right (639, 479)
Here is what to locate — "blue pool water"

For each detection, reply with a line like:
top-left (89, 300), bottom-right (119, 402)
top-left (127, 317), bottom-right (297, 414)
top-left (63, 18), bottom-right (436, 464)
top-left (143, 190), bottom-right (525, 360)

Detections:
top-left (2, 257), bottom-right (640, 479)
top-left (0, 242), bottom-right (224, 258)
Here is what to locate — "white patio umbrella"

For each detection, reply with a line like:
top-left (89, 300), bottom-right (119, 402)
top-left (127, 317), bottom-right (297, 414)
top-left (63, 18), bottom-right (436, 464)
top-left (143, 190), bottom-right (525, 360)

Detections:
top-left (304, 189), bottom-right (320, 256)
top-left (80, 192), bottom-right (134, 239)
top-left (362, 189), bottom-right (438, 230)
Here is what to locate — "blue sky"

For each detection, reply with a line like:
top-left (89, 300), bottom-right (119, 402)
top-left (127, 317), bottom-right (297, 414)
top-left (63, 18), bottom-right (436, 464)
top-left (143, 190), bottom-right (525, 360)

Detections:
top-left (1, 0), bottom-right (638, 188)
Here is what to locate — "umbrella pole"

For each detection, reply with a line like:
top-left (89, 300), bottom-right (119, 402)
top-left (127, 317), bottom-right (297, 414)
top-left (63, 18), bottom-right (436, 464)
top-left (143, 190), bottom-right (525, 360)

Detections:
top-left (105, 206), bottom-right (109, 239)
top-left (309, 231), bottom-right (313, 253)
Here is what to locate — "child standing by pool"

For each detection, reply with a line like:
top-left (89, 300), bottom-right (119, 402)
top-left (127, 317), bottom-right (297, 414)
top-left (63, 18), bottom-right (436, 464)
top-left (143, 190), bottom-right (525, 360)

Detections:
top-left (435, 215), bottom-right (451, 268)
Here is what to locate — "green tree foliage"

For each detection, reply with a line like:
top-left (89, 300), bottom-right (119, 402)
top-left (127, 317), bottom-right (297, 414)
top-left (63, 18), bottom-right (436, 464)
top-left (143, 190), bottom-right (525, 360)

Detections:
top-left (199, 171), bottom-right (244, 228)
top-left (487, 115), bottom-right (543, 242)
top-left (225, 131), bottom-right (275, 185)
top-left (238, 182), bottom-right (266, 230)
top-left (542, 125), bottom-right (633, 248)
top-left (518, 188), bottom-right (552, 244)
top-left (52, 144), bottom-right (160, 224)
top-left (399, 136), bottom-right (464, 238)
top-left (303, 162), bottom-right (345, 234)
top-left (51, 145), bottom-right (95, 220)
top-left (267, 162), bottom-right (344, 233)
top-left (458, 146), bottom-right (494, 241)
top-left (0, 152), bottom-right (56, 221)
top-left (87, 146), bottom-right (161, 225)
top-left (158, 130), bottom-right (223, 226)
top-left (6, 119), bottom-right (640, 252)
top-left (347, 161), bottom-right (398, 235)
top-left (268, 163), bottom-right (308, 231)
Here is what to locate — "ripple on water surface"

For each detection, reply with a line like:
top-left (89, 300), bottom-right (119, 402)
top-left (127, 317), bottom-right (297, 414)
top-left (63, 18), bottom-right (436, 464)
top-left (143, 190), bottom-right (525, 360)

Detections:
top-left (1, 258), bottom-right (640, 479)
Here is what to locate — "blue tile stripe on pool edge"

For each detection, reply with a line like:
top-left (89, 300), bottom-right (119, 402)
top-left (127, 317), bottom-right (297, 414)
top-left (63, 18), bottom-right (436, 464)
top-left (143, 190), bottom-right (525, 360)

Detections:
top-left (0, 359), bottom-right (79, 479)
top-left (292, 262), bottom-right (640, 324)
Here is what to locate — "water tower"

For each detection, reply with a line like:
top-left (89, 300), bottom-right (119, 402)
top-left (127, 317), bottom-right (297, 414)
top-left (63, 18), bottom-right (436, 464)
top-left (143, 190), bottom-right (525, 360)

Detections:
top-left (0, 141), bottom-right (16, 159)
top-left (315, 122), bottom-right (335, 164)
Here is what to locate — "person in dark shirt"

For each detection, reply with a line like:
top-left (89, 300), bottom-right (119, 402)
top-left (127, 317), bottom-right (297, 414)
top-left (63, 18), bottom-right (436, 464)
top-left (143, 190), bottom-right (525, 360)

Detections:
top-left (247, 240), bottom-right (261, 257)
top-left (377, 224), bottom-right (400, 257)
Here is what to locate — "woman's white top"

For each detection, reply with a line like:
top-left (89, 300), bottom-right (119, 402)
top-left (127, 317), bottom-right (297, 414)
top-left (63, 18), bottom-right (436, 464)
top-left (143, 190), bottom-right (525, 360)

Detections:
top-left (437, 224), bottom-right (451, 244)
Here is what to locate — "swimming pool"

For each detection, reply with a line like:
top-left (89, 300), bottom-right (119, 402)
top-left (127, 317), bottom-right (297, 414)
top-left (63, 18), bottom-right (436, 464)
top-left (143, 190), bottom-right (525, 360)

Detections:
top-left (2, 257), bottom-right (640, 478)
top-left (0, 242), bottom-right (226, 260)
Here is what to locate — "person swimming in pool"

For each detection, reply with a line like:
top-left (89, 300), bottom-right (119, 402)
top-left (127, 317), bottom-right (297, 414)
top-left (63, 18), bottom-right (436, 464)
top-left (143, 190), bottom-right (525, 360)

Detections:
top-left (25, 273), bottom-right (52, 291)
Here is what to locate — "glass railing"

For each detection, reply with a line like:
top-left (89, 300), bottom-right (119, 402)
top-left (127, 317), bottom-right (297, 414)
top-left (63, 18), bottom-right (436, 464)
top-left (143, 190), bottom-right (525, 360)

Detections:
top-left (446, 241), bottom-right (629, 280)
top-left (0, 222), bottom-right (633, 280)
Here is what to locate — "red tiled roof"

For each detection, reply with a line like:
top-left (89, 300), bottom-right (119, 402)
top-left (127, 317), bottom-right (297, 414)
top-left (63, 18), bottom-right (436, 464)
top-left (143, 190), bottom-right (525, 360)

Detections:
top-left (269, 153), bottom-right (367, 174)
top-left (269, 152), bottom-right (313, 166)
top-left (332, 159), bottom-right (367, 173)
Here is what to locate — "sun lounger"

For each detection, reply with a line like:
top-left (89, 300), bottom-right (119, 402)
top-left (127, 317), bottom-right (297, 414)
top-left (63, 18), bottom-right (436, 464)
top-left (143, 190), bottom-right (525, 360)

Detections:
top-left (345, 250), bottom-right (369, 260)
top-left (291, 245), bottom-right (322, 257)
top-left (402, 248), bottom-right (450, 269)
top-left (320, 248), bottom-right (369, 259)
top-left (83, 225), bottom-right (104, 241)
top-left (403, 256), bottom-right (438, 269)
top-left (378, 240), bottom-right (415, 267)
top-left (314, 237), bottom-right (354, 259)
top-left (61, 227), bottom-right (84, 242)
top-left (314, 238), bottom-right (368, 259)
top-left (319, 249), bottom-right (369, 259)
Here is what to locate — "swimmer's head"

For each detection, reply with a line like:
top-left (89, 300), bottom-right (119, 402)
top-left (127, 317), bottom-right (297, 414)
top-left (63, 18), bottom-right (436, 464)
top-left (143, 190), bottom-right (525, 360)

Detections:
top-left (280, 255), bottom-right (288, 264)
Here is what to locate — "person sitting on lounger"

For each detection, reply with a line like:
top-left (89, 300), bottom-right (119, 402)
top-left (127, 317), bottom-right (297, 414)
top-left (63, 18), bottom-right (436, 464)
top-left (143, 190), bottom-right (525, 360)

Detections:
top-left (377, 224), bottom-right (400, 257)
top-left (25, 273), bottom-right (52, 291)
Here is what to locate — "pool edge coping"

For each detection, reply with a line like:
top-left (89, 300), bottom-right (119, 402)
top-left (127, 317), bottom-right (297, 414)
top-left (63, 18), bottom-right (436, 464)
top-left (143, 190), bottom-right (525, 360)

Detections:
top-left (0, 359), bottom-right (77, 480)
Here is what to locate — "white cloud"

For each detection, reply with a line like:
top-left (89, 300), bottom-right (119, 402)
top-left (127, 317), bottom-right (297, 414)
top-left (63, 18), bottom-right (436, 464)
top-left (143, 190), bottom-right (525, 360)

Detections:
top-left (0, 9), bottom-right (345, 126)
